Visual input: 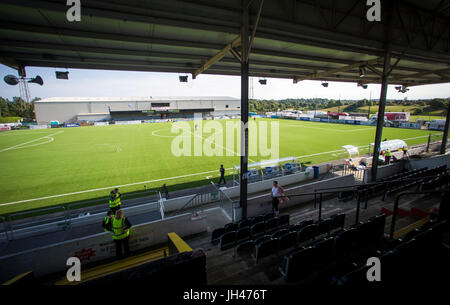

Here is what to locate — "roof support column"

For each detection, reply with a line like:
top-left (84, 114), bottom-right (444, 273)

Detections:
top-left (371, 0), bottom-right (395, 182)
top-left (240, 0), bottom-right (249, 219)
top-left (440, 102), bottom-right (450, 154)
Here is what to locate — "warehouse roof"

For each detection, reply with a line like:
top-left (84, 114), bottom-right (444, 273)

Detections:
top-left (35, 96), bottom-right (240, 103)
top-left (0, 0), bottom-right (449, 87)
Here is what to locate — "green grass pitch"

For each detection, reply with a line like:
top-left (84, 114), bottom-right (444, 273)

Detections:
top-left (0, 118), bottom-right (442, 215)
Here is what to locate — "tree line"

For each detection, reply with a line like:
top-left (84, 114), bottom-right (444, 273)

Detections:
top-left (0, 97), bottom-right (41, 121)
top-left (249, 98), bottom-right (449, 115)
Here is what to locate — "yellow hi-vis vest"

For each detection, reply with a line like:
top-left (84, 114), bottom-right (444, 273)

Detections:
top-left (103, 216), bottom-right (113, 232)
top-left (112, 217), bottom-right (130, 240)
top-left (386, 150), bottom-right (392, 157)
top-left (109, 193), bottom-right (121, 208)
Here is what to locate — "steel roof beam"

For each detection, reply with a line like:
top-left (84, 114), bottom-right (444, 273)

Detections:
top-left (293, 57), bottom-right (383, 83)
top-left (192, 35), bottom-right (241, 79)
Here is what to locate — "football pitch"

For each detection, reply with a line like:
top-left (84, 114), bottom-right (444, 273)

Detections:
top-left (0, 118), bottom-right (442, 215)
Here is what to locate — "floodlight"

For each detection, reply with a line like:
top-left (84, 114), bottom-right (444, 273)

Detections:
top-left (357, 82), bottom-right (368, 89)
top-left (358, 66), bottom-right (366, 78)
top-left (28, 75), bottom-right (44, 86)
top-left (179, 75), bottom-right (188, 82)
top-left (259, 79), bottom-right (267, 85)
top-left (56, 71), bottom-right (69, 79)
top-left (321, 82), bottom-right (329, 88)
top-left (396, 85), bottom-right (409, 93)
top-left (3, 74), bottom-right (19, 86)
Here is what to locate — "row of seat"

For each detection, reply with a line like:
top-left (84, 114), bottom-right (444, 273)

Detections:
top-left (211, 212), bottom-right (286, 244)
top-left (212, 214), bottom-right (291, 250)
top-left (232, 213), bottom-right (347, 263)
top-left (279, 214), bottom-right (386, 283)
top-left (419, 172), bottom-right (450, 192)
top-left (361, 165), bottom-right (447, 200)
top-left (385, 166), bottom-right (448, 198)
top-left (335, 219), bottom-right (447, 285)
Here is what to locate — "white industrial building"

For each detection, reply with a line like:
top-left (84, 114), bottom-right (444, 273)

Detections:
top-left (34, 96), bottom-right (241, 124)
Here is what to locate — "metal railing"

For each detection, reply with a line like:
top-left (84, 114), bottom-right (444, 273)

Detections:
top-left (389, 188), bottom-right (449, 239)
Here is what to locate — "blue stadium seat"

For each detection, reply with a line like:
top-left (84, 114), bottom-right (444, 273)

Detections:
top-left (271, 228), bottom-right (290, 239)
top-left (238, 218), bottom-right (252, 229)
top-left (279, 246), bottom-right (316, 282)
top-left (334, 228), bottom-right (357, 258)
top-left (251, 215), bottom-right (265, 225)
top-left (313, 237), bottom-right (335, 261)
top-left (250, 222), bottom-right (265, 238)
top-left (211, 228), bottom-right (225, 245)
top-left (264, 212), bottom-right (275, 221)
top-left (278, 231), bottom-right (297, 251)
top-left (278, 214), bottom-right (290, 228)
top-left (219, 231), bottom-right (237, 250)
top-left (235, 240), bottom-right (256, 259)
top-left (316, 218), bottom-right (332, 236)
top-left (236, 227), bottom-right (251, 242)
top-left (265, 217), bottom-right (279, 232)
top-left (330, 213), bottom-right (346, 231)
top-left (253, 238), bottom-right (279, 263)
top-left (224, 223), bottom-right (238, 233)
top-left (297, 224), bottom-right (317, 244)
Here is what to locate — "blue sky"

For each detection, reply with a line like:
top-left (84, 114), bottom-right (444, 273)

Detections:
top-left (0, 64), bottom-right (449, 101)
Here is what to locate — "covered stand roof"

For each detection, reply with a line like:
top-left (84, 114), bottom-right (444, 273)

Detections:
top-left (0, 0), bottom-right (449, 87)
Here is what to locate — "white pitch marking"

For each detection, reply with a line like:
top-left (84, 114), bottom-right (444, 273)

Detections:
top-left (0, 131), bottom-right (63, 153)
top-left (0, 132), bottom-right (437, 207)
top-left (0, 167), bottom-right (234, 207)
top-left (178, 125), bottom-right (256, 163)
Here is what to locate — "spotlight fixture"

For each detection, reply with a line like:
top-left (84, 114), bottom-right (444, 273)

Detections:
top-left (321, 82), bottom-right (329, 88)
top-left (3, 74), bottom-right (43, 86)
top-left (395, 85), bottom-right (409, 93)
top-left (396, 84), bottom-right (409, 93)
top-left (259, 78), bottom-right (267, 85)
top-left (357, 82), bottom-right (368, 89)
top-left (3, 75), bottom-right (19, 86)
top-left (179, 75), bottom-right (188, 82)
top-left (358, 66), bottom-right (366, 78)
top-left (55, 71), bottom-right (69, 80)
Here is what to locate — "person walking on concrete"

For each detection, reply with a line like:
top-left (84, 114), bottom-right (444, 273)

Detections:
top-left (161, 184), bottom-right (169, 199)
top-left (270, 181), bottom-right (288, 216)
top-left (109, 188), bottom-right (122, 214)
top-left (111, 209), bottom-right (132, 259)
top-left (218, 164), bottom-right (226, 185)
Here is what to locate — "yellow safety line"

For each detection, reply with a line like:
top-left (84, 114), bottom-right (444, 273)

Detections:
top-left (55, 247), bottom-right (168, 285)
top-left (2, 271), bottom-right (32, 285)
top-left (393, 216), bottom-right (430, 239)
top-left (168, 232), bottom-right (192, 253)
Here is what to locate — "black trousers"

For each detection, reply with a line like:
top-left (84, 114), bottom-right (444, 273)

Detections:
top-left (110, 205), bottom-right (121, 215)
top-left (114, 236), bottom-right (130, 258)
top-left (219, 175), bottom-right (226, 185)
top-left (385, 156), bottom-right (391, 164)
top-left (272, 197), bottom-right (280, 213)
